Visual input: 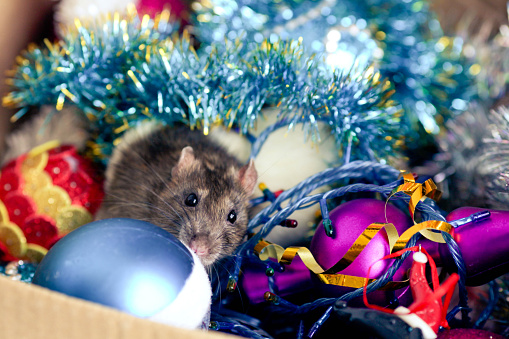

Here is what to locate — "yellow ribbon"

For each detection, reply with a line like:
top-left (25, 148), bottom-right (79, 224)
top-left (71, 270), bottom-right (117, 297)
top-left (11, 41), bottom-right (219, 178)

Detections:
top-left (391, 173), bottom-right (441, 221)
top-left (254, 173), bottom-right (451, 289)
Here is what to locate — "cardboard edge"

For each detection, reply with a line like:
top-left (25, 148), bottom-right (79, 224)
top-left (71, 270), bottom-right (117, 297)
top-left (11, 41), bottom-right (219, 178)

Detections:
top-left (0, 276), bottom-right (235, 339)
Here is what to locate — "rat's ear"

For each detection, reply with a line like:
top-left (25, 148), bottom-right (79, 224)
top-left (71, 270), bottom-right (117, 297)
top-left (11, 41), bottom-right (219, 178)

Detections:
top-left (172, 146), bottom-right (196, 177)
top-left (238, 159), bottom-right (257, 195)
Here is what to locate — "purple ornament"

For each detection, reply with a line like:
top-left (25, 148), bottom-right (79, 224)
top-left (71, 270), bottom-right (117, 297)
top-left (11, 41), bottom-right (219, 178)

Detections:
top-left (240, 199), bottom-right (415, 305)
top-left (240, 257), bottom-right (313, 304)
top-left (444, 207), bottom-right (509, 286)
top-left (239, 200), bottom-right (509, 305)
top-left (307, 199), bottom-right (415, 304)
top-left (437, 328), bottom-right (505, 339)
top-left (310, 199), bottom-right (413, 280)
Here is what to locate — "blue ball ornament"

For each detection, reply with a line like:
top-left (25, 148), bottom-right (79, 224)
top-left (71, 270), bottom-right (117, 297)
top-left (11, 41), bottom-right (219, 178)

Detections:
top-left (32, 218), bottom-right (212, 329)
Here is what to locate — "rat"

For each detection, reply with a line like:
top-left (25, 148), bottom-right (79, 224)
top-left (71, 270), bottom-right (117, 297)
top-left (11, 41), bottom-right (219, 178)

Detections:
top-left (95, 122), bottom-right (258, 267)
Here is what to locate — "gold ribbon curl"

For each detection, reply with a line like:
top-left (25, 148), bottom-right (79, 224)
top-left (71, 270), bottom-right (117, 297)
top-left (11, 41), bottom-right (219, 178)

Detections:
top-left (254, 173), bottom-right (452, 289)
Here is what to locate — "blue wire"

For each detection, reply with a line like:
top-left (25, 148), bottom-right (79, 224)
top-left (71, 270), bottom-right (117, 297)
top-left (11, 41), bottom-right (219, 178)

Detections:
top-left (307, 306), bottom-right (333, 338)
top-left (250, 120), bottom-right (291, 159)
top-left (230, 160), bottom-right (448, 302)
top-left (215, 158), bottom-right (476, 336)
top-left (211, 321), bottom-right (269, 339)
top-left (474, 280), bottom-right (499, 329)
top-left (443, 233), bottom-right (471, 326)
top-left (296, 321), bottom-right (305, 339)
top-left (245, 163), bottom-right (400, 242)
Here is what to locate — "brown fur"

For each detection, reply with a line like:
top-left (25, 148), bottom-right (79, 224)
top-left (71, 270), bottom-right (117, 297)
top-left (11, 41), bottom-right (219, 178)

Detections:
top-left (2, 106), bottom-right (89, 165)
top-left (96, 124), bottom-right (257, 267)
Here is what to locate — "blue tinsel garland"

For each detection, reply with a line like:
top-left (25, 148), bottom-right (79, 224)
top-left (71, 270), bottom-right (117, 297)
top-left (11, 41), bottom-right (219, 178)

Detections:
top-left (192, 0), bottom-right (476, 139)
top-left (5, 11), bottom-right (401, 164)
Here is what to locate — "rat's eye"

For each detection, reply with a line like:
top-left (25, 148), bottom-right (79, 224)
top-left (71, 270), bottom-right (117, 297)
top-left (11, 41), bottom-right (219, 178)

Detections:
top-left (185, 193), bottom-right (198, 207)
top-left (227, 210), bottom-right (237, 224)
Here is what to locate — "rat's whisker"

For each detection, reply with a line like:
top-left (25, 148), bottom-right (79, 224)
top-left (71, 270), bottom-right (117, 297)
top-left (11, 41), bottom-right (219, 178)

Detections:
top-left (101, 191), bottom-right (185, 226)
top-left (133, 182), bottom-right (187, 226)
top-left (182, 209), bottom-right (191, 224)
top-left (210, 264), bottom-right (223, 303)
top-left (109, 149), bottom-right (185, 222)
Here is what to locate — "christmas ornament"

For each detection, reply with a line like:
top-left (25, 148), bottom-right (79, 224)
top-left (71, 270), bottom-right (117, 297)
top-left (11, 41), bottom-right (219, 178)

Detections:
top-left (309, 199), bottom-right (413, 283)
top-left (266, 198), bottom-right (506, 289)
top-left (437, 329), bottom-right (506, 339)
top-left (364, 247), bottom-right (459, 339)
top-left (32, 218), bottom-right (212, 330)
top-left (232, 168), bottom-right (435, 303)
top-left (233, 162), bottom-right (402, 305)
top-left (240, 192), bottom-right (509, 310)
top-left (250, 173), bottom-right (449, 292)
top-left (243, 177), bottom-right (429, 300)
top-left (240, 255), bottom-right (313, 304)
top-left (0, 142), bottom-right (103, 263)
top-left (444, 206), bottom-right (509, 286)
top-left (240, 197), bottom-right (442, 305)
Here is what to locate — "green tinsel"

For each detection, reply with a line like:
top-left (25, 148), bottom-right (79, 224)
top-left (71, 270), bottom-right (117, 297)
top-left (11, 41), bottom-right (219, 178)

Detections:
top-left (4, 11), bottom-right (401, 163)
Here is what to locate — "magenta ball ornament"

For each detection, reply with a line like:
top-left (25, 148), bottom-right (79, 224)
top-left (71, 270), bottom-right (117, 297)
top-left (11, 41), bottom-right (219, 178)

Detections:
top-left (309, 199), bottom-right (414, 303)
top-left (437, 328), bottom-right (505, 339)
top-left (310, 199), bottom-right (413, 279)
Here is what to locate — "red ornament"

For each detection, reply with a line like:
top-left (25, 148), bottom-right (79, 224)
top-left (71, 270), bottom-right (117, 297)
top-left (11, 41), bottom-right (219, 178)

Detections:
top-left (4, 192), bottom-right (36, 226)
top-left (59, 170), bottom-right (92, 201)
top-left (0, 142), bottom-right (104, 263)
top-left (21, 215), bottom-right (58, 248)
top-left (45, 156), bottom-right (72, 186)
top-left (0, 168), bottom-right (23, 200)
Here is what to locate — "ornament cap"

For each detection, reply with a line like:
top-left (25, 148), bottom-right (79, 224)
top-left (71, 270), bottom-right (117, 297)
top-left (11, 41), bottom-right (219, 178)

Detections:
top-left (413, 251), bottom-right (428, 264)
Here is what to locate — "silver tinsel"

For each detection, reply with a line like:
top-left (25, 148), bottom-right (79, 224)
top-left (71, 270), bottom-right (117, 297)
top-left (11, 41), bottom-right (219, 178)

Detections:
top-left (420, 105), bottom-right (509, 209)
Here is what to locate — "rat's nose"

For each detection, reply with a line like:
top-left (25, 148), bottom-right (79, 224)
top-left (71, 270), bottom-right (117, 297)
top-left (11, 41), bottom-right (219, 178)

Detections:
top-left (189, 238), bottom-right (210, 257)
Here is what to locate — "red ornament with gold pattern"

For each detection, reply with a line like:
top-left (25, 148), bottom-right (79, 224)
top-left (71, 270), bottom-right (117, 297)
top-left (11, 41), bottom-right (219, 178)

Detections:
top-left (0, 141), bottom-right (103, 263)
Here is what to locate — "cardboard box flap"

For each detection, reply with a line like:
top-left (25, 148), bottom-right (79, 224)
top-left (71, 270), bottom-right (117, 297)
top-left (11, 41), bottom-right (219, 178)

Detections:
top-left (0, 276), bottom-right (234, 339)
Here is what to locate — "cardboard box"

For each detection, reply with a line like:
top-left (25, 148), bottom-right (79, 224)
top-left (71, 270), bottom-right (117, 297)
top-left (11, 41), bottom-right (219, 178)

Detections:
top-left (0, 276), bottom-right (233, 339)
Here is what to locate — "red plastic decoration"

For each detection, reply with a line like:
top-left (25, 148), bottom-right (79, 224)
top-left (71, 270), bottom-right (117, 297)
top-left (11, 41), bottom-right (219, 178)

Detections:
top-left (363, 246), bottom-right (459, 335)
top-left (0, 143), bottom-right (104, 262)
